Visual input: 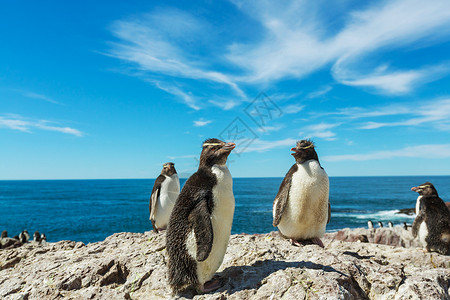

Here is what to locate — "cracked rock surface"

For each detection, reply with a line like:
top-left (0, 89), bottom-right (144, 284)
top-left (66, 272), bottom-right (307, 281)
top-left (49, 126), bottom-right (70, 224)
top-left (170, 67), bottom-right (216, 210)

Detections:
top-left (0, 230), bottom-right (449, 299)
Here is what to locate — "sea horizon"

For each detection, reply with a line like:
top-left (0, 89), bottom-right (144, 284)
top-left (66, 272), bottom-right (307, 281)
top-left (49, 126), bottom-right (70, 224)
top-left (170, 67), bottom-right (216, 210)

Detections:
top-left (1, 176), bottom-right (449, 244)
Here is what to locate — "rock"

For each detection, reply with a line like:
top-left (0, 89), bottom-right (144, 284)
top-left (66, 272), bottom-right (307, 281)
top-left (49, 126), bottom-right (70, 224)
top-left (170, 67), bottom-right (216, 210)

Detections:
top-left (397, 202), bottom-right (450, 216)
top-left (0, 230), bottom-right (449, 299)
top-left (325, 227), bottom-right (422, 248)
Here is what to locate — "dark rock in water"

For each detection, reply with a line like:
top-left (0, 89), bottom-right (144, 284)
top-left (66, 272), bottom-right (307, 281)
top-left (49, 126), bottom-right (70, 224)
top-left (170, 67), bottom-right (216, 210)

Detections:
top-left (397, 207), bottom-right (416, 215)
top-left (0, 231), bottom-right (449, 299)
top-left (397, 202), bottom-right (450, 216)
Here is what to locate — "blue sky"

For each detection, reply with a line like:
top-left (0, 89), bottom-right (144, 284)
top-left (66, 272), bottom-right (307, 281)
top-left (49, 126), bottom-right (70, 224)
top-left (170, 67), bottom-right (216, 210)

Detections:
top-left (1, 0), bottom-right (450, 179)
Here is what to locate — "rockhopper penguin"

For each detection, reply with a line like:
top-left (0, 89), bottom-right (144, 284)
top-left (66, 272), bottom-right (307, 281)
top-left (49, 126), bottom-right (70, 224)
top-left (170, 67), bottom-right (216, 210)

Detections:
top-left (149, 162), bottom-right (180, 233)
top-left (411, 182), bottom-right (450, 255)
top-left (166, 138), bottom-right (236, 294)
top-left (273, 139), bottom-right (330, 247)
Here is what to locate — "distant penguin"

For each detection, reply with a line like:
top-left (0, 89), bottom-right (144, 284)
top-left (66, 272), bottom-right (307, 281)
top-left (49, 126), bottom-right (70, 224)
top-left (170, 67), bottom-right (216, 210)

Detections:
top-left (368, 220), bottom-right (374, 230)
top-left (0, 231), bottom-right (22, 249)
top-left (149, 162), bottom-right (180, 233)
top-left (411, 182), bottom-right (450, 255)
top-left (403, 222), bottom-right (408, 230)
top-left (19, 230), bottom-right (30, 244)
top-left (388, 221), bottom-right (393, 229)
top-left (273, 139), bottom-right (330, 247)
top-left (33, 231), bottom-right (41, 243)
top-left (378, 221), bottom-right (383, 228)
top-left (41, 233), bottom-right (47, 242)
top-left (166, 138), bottom-right (236, 294)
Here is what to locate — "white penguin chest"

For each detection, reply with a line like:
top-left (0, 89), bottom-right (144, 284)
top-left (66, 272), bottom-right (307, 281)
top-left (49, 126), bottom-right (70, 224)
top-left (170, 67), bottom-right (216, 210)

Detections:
top-left (154, 174), bottom-right (180, 228)
top-left (194, 164), bottom-right (235, 284)
top-left (289, 161), bottom-right (329, 208)
top-left (278, 160), bottom-right (329, 239)
top-left (415, 195), bottom-right (422, 215)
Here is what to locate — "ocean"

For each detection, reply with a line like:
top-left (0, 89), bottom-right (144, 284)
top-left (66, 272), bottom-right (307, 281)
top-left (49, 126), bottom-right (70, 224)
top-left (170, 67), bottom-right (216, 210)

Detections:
top-left (1, 176), bottom-right (449, 244)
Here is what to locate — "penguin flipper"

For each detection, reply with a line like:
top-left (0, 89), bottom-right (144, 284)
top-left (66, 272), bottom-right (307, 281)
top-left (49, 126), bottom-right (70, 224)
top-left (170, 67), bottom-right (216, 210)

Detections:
top-left (273, 164), bottom-right (297, 226)
top-left (190, 193), bottom-right (214, 262)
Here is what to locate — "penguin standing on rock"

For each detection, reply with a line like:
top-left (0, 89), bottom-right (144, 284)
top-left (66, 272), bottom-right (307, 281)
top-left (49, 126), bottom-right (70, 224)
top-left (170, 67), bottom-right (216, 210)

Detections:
top-left (19, 230), bottom-right (30, 244)
top-left (273, 139), bottom-right (330, 247)
top-left (411, 182), bottom-right (450, 255)
top-left (166, 138), bottom-right (235, 294)
top-left (149, 162), bottom-right (180, 233)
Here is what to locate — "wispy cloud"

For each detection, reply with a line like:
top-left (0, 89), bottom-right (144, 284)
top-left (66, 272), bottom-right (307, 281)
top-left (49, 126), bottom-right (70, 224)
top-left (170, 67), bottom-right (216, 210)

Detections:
top-left (358, 98), bottom-right (450, 131)
top-left (257, 124), bottom-right (283, 133)
top-left (283, 104), bottom-right (304, 114)
top-left (302, 122), bottom-right (340, 141)
top-left (323, 144), bottom-right (450, 162)
top-left (228, 0), bottom-right (450, 93)
top-left (0, 115), bottom-right (83, 137)
top-left (154, 82), bottom-right (200, 110)
top-left (307, 86), bottom-right (333, 99)
top-left (22, 91), bottom-right (59, 104)
top-left (193, 119), bottom-right (212, 127)
top-left (243, 138), bottom-right (296, 153)
top-left (107, 8), bottom-right (245, 109)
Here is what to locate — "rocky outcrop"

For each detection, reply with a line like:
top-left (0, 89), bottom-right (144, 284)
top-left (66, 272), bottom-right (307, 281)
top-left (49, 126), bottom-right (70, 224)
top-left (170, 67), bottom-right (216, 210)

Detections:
top-left (1, 230), bottom-right (449, 299)
top-left (325, 226), bottom-right (422, 248)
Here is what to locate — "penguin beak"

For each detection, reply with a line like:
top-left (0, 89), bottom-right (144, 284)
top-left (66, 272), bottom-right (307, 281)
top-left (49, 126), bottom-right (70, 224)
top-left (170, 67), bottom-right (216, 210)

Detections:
top-left (290, 147), bottom-right (298, 155)
top-left (411, 186), bottom-right (418, 192)
top-left (222, 142), bottom-right (236, 151)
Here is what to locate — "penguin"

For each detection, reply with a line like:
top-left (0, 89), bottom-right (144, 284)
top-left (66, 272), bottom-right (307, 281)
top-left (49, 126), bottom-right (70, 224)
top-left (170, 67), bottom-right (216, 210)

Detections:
top-left (1, 231), bottom-right (22, 249)
top-left (272, 139), bottom-right (330, 248)
top-left (19, 230), bottom-right (30, 244)
top-left (149, 162), bottom-right (180, 233)
top-left (388, 221), bottom-right (394, 229)
top-left (403, 222), bottom-right (408, 230)
top-left (411, 182), bottom-right (450, 255)
top-left (166, 138), bottom-right (235, 294)
top-left (41, 233), bottom-right (47, 242)
top-left (368, 220), bottom-right (374, 230)
top-left (33, 231), bottom-right (41, 243)
top-left (378, 221), bottom-right (384, 228)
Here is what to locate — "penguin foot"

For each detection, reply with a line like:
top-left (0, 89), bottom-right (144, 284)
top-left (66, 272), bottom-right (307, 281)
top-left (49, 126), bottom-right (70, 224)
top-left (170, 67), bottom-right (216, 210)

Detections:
top-left (200, 278), bottom-right (221, 293)
top-left (290, 239), bottom-right (303, 247)
top-left (311, 238), bottom-right (324, 248)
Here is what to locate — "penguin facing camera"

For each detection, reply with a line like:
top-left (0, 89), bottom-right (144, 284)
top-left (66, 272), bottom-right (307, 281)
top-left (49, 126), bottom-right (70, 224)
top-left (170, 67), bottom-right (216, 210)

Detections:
top-left (272, 139), bottom-right (330, 248)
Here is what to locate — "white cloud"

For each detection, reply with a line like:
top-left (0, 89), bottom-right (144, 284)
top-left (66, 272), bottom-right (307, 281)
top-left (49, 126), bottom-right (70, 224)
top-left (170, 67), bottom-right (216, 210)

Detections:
top-left (302, 122), bottom-right (340, 141)
top-left (283, 104), bottom-right (304, 114)
top-left (228, 0), bottom-right (450, 93)
top-left (154, 82), bottom-right (200, 110)
top-left (0, 115), bottom-right (83, 137)
top-left (323, 144), bottom-right (450, 162)
top-left (243, 138), bottom-right (297, 153)
top-left (193, 119), bottom-right (212, 127)
top-left (107, 8), bottom-right (245, 109)
top-left (307, 86), bottom-right (332, 99)
top-left (22, 91), bottom-right (59, 104)
top-left (359, 98), bottom-right (450, 130)
top-left (257, 125), bottom-right (283, 133)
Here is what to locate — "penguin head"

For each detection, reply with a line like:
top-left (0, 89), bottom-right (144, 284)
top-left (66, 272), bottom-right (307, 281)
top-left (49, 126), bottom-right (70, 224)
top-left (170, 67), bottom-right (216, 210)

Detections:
top-left (291, 139), bottom-right (319, 164)
top-left (411, 182), bottom-right (438, 197)
top-left (161, 162), bottom-right (177, 176)
top-left (200, 138), bottom-right (236, 167)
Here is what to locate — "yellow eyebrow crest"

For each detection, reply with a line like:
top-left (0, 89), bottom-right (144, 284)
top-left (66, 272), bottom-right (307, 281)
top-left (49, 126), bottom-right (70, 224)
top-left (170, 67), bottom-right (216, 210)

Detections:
top-left (202, 143), bottom-right (222, 147)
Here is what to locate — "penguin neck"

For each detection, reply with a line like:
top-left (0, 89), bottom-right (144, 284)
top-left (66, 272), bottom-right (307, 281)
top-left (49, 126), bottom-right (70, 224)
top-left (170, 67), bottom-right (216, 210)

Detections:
top-left (296, 158), bottom-right (320, 166)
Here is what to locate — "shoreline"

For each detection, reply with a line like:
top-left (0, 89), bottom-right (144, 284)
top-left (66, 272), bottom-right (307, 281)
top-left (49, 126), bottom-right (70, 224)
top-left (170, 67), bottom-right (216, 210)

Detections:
top-left (1, 228), bottom-right (449, 299)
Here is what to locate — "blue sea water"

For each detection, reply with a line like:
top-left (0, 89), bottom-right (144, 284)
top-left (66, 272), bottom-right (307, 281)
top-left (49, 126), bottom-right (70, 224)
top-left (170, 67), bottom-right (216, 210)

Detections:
top-left (1, 176), bottom-right (449, 244)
